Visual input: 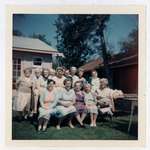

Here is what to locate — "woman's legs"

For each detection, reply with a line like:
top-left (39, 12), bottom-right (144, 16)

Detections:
top-left (81, 113), bottom-right (87, 123)
top-left (38, 118), bottom-right (44, 131)
top-left (75, 114), bottom-right (83, 126)
top-left (56, 117), bottom-right (63, 130)
top-left (90, 113), bottom-right (94, 127)
top-left (42, 118), bottom-right (49, 131)
top-left (93, 113), bottom-right (97, 127)
top-left (68, 113), bottom-right (75, 128)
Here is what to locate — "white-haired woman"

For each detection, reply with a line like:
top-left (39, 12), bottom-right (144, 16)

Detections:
top-left (96, 78), bottom-right (124, 114)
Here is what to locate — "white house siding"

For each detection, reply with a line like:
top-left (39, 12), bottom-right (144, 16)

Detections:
top-left (13, 50), bottom-right (53, 79)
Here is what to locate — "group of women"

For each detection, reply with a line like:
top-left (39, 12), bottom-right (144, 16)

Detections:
top-left (13, 66), bottom-right (123, 131)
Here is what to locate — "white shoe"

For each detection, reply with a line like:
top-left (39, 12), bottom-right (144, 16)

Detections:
top-left (90, 123), bottom-right (94, 127)
top-left (38, 125), bottom-right (42, 131)
top-left (69, 123), bottom-right (75, 129)
top-left (56, 125), bottom-right (61, 130)
top-left (93, 124), bottom-right (97, 127)
top-left (24, 114), bottom-right (28, 120)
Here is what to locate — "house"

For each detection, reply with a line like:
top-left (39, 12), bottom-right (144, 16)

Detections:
top-left (13, 36), bottom-right (63, 89)
top-left (80, 50), bottom-right (138, 94)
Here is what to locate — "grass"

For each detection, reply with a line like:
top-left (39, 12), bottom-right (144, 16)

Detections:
top-left (12, 113), bottom-right (138, 140)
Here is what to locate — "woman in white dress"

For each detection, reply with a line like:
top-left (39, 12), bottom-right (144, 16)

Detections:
top-left (70, 66), bottom-right (79, 87)
top-left (53, 67), bottom-right (66, 90)
top-left (90, 70), bottom-right (100, 93)
top-left (96, 78), bottom-right (124, 114)
top-left (38, 79), bottom-right (57, 132)
top-left (40, 68), bottom-right (50, 93)
top-left (13, 68), bottom-right (33, 120)
top-left (31, 68), bottom-right (43, 116)
top-left (55, 78), bottom-right (76, 129)
top-left (83, 83), bottom-right (98, 127)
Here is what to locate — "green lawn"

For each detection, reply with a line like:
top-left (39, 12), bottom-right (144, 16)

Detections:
top-left (12, 114), bottom-right (138, 140)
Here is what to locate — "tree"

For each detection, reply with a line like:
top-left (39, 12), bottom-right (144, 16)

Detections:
top-left (55, 15), bottom-right (110, 67)
top-left (119, 28), bottom-right (138, 53)
top-left (13, 29), bottom-right (24, 36)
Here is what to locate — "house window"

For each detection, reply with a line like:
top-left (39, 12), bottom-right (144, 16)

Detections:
top-left (13, 58), bottom-right (21, 89)
top-left (33, 57), bottom-right (42, 66)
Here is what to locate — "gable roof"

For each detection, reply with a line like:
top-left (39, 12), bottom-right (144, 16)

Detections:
top-left (13, 36), bottom-right (58, 52)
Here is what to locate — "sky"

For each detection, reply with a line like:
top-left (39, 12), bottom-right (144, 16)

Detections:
top-left (13, 14), bottom-right (138, 54)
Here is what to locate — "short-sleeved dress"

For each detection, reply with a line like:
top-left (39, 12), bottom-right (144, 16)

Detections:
top-left (71, 75), bottom-right (79, 86)
top-left (13, 77), bottom-right (32, 111)
top-left (53, 76), bottom-right (66, 90)
top-left (55, 88), bottom-right (76, 118)
top-left (96, 87), bottom-right (115, 114)
top-left (74, 91), bottom-right (87, 115)
top-left (32, 75), bottom-right (44, 95)
top-left (84, 91), bottom-right (98, 114)
top-left (40, 77), bottom-right (49, 93)
top-left (38, 89), bottom-right (57, 120)
top-left (91, 77), bottom-right (100, 93)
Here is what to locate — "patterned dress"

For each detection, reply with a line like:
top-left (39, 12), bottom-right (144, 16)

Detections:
top-left (84, 91), bottom-right (98, 114)
top-left (13, 77), bottom-right (32, 111)
top-left (38, 89), bottom-right (57, 120)
top-left (55, 88), bottom-right (76, 118)
top-left (74, 91), bottom-right (87, 114)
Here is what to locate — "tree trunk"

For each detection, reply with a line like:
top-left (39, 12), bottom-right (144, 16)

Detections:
top-left (100, 31), bottom-right (113, 88)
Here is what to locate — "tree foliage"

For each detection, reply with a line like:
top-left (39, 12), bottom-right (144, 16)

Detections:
top-left (119, 28), bottom-right (138, 53)
top-left (55, 15), bottom-right (110, 68)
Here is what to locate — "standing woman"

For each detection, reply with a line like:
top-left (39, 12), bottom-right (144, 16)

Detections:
top-left (31, 68), bottom-right (43, 117)
top-left (90, 70), bottom-right (100, 93)
top-left (77, 68), bottom-right (87, 84)
top-left (74, 81), bottom-right (87, 127)
top-left (40, 68), bottom-right (50, 93)
top-left (13, 68), bottom-right (33, 120)
top-left (70, 66), bottom-right (79, 87)
top-left (83, 83), bottom-right (98, 127)
top-left (53, 67), bottom-right (66, 90)
top-left (55, 78), bottom-right (76, 129)
top-left (38, 79), bottom-right (57, 132)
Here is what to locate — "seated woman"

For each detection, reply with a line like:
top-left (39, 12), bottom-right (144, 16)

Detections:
top-left (55, 78), bottom-right (76, 130)
top-left (96, 78), bottom-right (124, 115)
top-left (83, 83), bottom-right (98, 127)
top-left (74, 81), bottom-right (87, 127)
top-left (38, 79), bottom-right (57, 132)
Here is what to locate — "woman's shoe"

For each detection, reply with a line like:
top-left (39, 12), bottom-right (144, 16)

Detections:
top-left (69, 123), bottom-right (75, 129)
top-left (42, 126), bottom-right (47, 132)
top-left (90, 123), bottom-right (94, 127)
top-left (37, 125), bottom-right (42, 132)
top-left (93, 124), bottom-right (97, 127)
top-left (56, 125), bottom-right (61, 130)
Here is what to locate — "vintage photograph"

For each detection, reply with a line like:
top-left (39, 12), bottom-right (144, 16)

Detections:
top-left (11, 13), bottom-right (139, 140)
